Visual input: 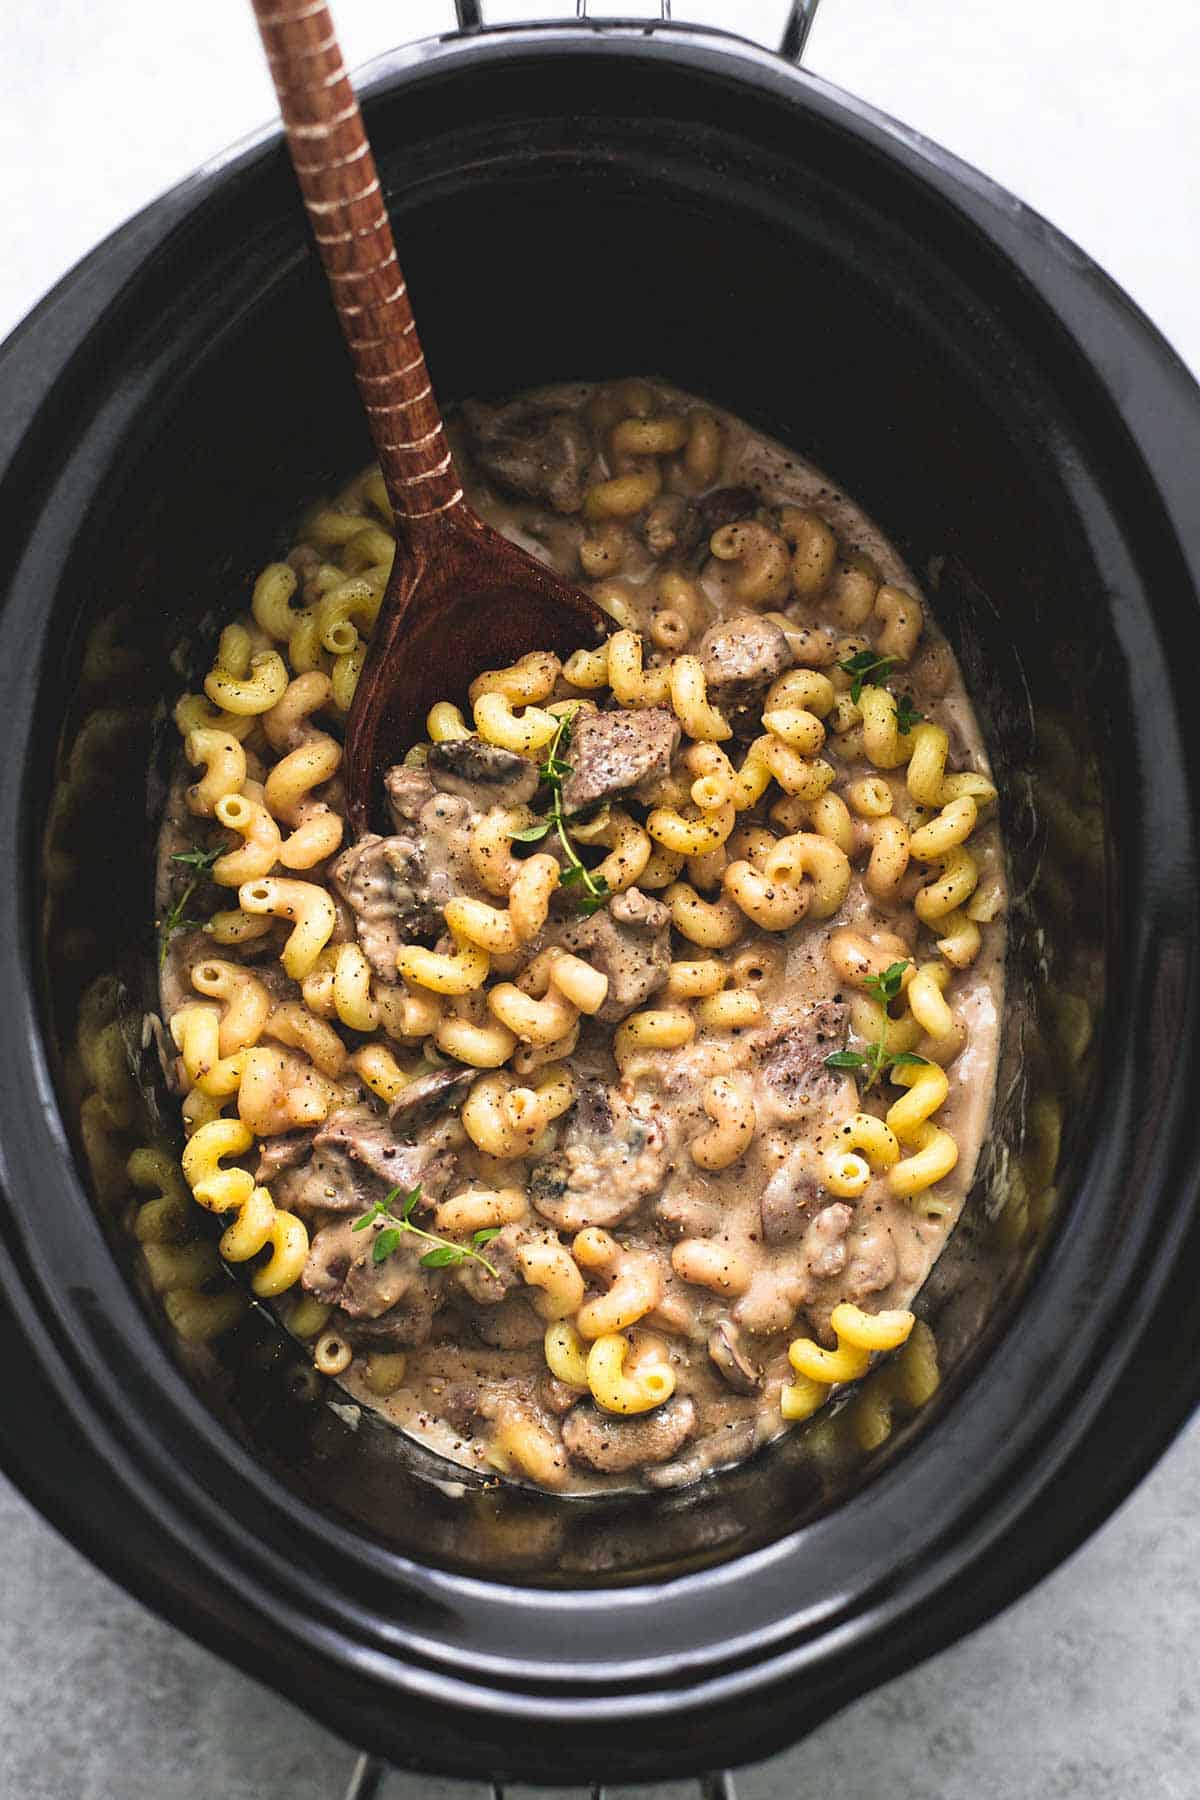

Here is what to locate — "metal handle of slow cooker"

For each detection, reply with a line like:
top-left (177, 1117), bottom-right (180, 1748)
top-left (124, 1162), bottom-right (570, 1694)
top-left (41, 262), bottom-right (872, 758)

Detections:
top-left (451, 0), bottom-right (820, 64)
top-left (341, 1750), bottom-right (739, 1796)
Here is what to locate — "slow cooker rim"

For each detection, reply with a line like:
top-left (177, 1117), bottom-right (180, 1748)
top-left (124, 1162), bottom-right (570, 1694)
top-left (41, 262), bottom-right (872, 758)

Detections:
top-left (2, 19), bottom-right (1200, 1775)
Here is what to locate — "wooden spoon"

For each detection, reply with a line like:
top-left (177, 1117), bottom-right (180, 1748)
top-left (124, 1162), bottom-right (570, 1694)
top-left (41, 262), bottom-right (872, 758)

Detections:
top-left (249, 1), bottom-right (608, 834)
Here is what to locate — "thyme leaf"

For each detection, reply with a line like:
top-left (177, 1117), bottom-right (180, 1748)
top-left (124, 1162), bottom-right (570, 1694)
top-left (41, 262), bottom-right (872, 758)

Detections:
top-left (171, 845), bottom-right (223, 876)
top-left (862, 960), bottom-right (910, 1007)
top-left (894, 691), bottom-right (924, 735)
top-left (420, 1244), bottom-right (464, 1269)
top-left (836, 651), bottom-right (923, 738)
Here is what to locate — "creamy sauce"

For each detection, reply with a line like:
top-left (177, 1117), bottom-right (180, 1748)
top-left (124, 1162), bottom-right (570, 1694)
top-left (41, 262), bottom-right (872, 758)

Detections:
top-left (158, 379), bottom-right (1006, 1494)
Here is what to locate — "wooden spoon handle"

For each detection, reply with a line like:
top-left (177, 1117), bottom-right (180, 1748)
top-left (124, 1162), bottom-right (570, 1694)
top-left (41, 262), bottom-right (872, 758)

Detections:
top-left (250, 0), bottom-right (462, 523)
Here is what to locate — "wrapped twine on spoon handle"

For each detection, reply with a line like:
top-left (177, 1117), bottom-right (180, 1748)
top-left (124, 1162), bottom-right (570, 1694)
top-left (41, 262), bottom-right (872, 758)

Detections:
top-left (250, 0), bottom-right (463, 523)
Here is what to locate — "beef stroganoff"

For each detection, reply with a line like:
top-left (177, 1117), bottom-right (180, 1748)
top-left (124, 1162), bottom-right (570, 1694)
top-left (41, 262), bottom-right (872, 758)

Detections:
top-left (157, 380), bottom-right (1005, 1492)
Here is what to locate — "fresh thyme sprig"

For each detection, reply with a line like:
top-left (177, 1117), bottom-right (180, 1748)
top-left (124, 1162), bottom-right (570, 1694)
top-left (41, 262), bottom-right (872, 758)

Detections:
top-left (353, 1186), bottom-right (502, 1279)
top-left (158, 843), bottom-right (222, 966)
top-left (894, 691), bottom-right (924, 735)
top-left (825, 1044), bottom-right (929, 1092)
top-left (863, 960), bottom-right (910, 1007)
top-left (836, 651), bottom-right (924, 736)
top-left (509, 709), bottom-right (611, 917)
top-left (825, 961), bottom-right (928, 1090)
top-left (837, 649), bottom-right (899, 704)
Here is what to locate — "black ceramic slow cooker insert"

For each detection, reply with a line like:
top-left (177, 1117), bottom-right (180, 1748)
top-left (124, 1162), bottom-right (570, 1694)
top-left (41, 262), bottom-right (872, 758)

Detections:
top-left (2, 9), bottom-right (1199, 1786)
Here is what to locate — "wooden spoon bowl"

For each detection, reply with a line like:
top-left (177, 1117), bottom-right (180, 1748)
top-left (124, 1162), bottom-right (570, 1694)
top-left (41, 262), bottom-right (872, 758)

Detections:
top-left (250, 0), bottom-right (608, 834)
top-left (345, 509), bottom-right (606, 836)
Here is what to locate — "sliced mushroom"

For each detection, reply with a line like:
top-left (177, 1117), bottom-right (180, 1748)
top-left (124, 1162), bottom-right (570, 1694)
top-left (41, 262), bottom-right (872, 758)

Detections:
top-left (388, 1064), bottom-right (475, 1134)
top-left (696, 484), bottom-right (759, 538)
top-left (561, 1395), bottom-right (697, 1475)
top-left (330, 832), bottom-right (441, 978)
top-left (527, 1152), bottom-right (647, 1232)
top-left (641, 493), bottom-right (702, 559)
top-left (645, 1416), bottom-right (758, 1489)
top-left (707, 1319), bottom-right (761, 1394)
top-left (527, 1084), bottom-right (668, 1232)
top-left (426, 735), bottom-right (538, 809)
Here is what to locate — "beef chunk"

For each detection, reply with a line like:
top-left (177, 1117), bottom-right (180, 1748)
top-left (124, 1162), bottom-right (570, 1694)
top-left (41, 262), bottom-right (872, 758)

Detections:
top-left (427, 736), bottom-right (538, 810)
top-left (699, 614), bottom-right (793, 720)
top-left (753, 1000), bottom-right (851, 1125)
top-left (274, 1107), bottom-right (454, 1217)
top-left (342, 1302), bottom-right (444, 1351)
top-left (336, 775), bottom-right (474, 980)
top-left (330, 834), bottom-right (440, 979)
top-left (384, 764), bottom-right (436, 829)
top-left (254, 1130), bottom-right (315, 1184)
top-left (313, 1107), bottom-right (455, 1201)
top-left (803, 1202), bottom-right (854, 1280)
top-left (571, 1078), bottom-right (614, 1137)
top-left (559, 709), bottom-right (680, 813)
top-left (388, 1065), bottom-right (475, 1134)
top-left (472, 1296), bottom-right (545, 1349)
top-left (558, 887), bottom-right (670, 1022)
top-left (654, 1186), bottom-right (724, 1240)
top-left (843, 1220), bottom-right (898, 1300)
top-left (538, 1370), bottom-right (583, 1416)
top-left (273, 1136), bottom-right (383, 1219)
top-left (462, 398), bottom-right (595, 515)
top-left (301, 1217), bottom-right (438, 1343)
top-left (758, 1145), bottom-right (824, 1246)
top-left (562, 1396), bottom-right (696, 1474)
top-left (697, 485), bottom-right (758, 537)
top-left (453, 1221), bottom-right (528, 1307)
top-left (640, 494), bottom-right (703, 559)
top-left (440, 1384), bottom-right (482, 1434)
top-left (529, 1081), bottom-right (668, 1231)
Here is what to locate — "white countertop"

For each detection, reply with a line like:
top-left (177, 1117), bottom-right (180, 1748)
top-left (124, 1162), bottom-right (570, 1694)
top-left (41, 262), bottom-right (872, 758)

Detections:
top-left (3, 0), bottom-right (1197, 376)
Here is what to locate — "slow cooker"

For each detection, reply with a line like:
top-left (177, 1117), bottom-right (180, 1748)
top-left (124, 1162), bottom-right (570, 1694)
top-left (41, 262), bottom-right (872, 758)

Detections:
top-left (2, 3), bottom-right (1199, 1784)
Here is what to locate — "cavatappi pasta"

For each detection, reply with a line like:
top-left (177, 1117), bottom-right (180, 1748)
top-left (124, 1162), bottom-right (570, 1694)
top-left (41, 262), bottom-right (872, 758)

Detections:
top-left (155, 380), bottom-right (1005, 1493)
